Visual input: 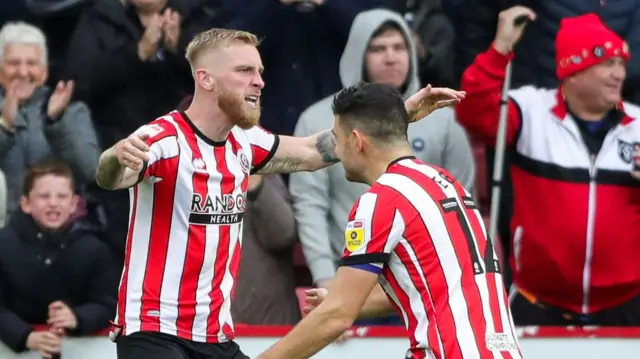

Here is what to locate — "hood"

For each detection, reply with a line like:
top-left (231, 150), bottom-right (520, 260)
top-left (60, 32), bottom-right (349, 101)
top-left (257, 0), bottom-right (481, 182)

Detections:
top-left (339, 9), bottom-right (420, 98)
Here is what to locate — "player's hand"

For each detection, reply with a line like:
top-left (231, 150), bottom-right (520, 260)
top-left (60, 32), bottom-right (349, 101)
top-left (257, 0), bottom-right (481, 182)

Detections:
top-left (115, 132), bottom-right (151, 171)
top-left (405, 84), bottom-right (466, 122)
top-left (303, 288), bottom-right (328, 314)
top-left (494, 6), bottom-right (536, 54)
top-left (25, 331), bottom-right (62, 359)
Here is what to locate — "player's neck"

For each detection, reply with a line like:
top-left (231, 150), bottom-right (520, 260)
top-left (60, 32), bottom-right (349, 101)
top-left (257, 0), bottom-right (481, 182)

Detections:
top-left (362, 146), bottom-right (414, 185)
top-left (184, 93), bottom-right (234, 143)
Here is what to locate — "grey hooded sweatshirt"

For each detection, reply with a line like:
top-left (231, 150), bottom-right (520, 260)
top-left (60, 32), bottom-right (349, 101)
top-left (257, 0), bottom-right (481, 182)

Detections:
top-left (290, 9), bottom-right (475, 283)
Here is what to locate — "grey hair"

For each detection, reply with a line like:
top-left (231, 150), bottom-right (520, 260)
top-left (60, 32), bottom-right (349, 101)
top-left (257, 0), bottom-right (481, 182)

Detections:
top-left (0, 22), bottom-right (48, 65)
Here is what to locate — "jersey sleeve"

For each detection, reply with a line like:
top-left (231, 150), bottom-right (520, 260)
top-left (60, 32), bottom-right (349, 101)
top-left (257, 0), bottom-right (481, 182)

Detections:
top-left (338, 191), bottom-right (403, 275)
top-left (244, 126), bottom-right (280, 174)
top-left (133, 120), bottom-right (179, 183)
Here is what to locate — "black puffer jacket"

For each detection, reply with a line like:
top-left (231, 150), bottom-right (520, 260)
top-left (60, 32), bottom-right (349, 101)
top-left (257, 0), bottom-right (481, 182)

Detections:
top-left (0, 212), bottom-right (120, 352)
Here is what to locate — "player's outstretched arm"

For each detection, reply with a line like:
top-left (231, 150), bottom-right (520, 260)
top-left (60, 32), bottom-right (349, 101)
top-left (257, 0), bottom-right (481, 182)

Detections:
top-left (256, 266), bottom-right (378, 359)
top-left (255, 130), bottom-right (338, 174)
top-left (255, 85), bottom-right (465, 174)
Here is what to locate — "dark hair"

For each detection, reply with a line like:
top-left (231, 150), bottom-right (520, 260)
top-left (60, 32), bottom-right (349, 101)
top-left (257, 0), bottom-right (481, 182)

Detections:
top-left (371, 21), bottom-right (403, 39)
top-left (23, 160), bottom-right (75, 196)
top-left (331, 82), bottom-right (409, 143)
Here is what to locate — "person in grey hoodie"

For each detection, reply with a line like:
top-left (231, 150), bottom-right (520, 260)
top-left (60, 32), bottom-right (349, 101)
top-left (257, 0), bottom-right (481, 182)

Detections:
top-left (0, 22), bottom-right (99, 219)
top-left (290, 9), bottom-right (475, 292)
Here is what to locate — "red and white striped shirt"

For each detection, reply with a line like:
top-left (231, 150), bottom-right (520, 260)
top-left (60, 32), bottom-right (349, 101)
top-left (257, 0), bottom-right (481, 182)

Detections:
top-left (114, 111), bottom-right (278, 342)
top-left (339, 157), bottom-right (521, 359)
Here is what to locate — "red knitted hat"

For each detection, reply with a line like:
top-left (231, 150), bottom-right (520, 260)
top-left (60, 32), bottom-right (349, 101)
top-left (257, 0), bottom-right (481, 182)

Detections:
top-left (555, 13), bottom-right (630, 80)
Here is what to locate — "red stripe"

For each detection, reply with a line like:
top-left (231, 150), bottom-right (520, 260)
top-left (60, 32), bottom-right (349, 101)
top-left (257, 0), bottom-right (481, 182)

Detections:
top-left (173, 115), bottom-right (208, 340)
top-left (228, 134), bottom-right (245, 301)
top-left (452, 179), bottom-right (514, 359)
top-left (384, 269), bottom-right (432, 359)
top-left (392, 193), bottom-right (461, 358)
top-left (395, 164), bottom-right (493, 357)
top-left (342, 198), bottom-right (361, 257)
top-left (138, 156), bottom-right (180, 332)
top-left (117, 185), bottom-right (138, 332)
top-left (364, 194), bottom-right (394, 254)
top-left (250, 144), bottom-right (270, 167)
top-left (206, 143), bottom-right (237, 342)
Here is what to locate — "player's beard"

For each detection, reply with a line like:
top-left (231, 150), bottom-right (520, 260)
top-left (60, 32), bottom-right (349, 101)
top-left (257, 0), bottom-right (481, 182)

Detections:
top-left (218, 87), bottom-right (261, 129)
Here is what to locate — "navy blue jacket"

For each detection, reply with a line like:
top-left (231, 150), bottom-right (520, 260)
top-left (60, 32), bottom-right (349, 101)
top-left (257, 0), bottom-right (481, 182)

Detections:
top-left (222, 0), bottom-right (384, 135)
top-left (0, 212), bottom-right (119, 352)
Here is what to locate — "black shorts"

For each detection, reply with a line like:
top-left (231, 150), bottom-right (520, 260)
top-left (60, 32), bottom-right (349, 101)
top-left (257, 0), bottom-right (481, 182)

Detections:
top-left (116, 331), bottom-right (250, 359)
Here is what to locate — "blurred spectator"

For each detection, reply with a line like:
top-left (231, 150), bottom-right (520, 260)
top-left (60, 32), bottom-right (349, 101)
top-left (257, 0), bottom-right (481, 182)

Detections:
top-left (222, 0), bottom-right (385, 136)
top-left (0, 22), bottom-right (99, 220)
top-left (231, 174), bottom-right (300, 325)
top-left (0, 0), bottom-right (89, 86)
top-left (290, 9), bottom-right (475, 321)
top-left (62, 0), bottom-right (216, 257)
top-left (0, 170), bottom-right (6, 227)
top-left (457, 8), bottom-right (640, 325)
top-left (63, 0), bottom-right (216, 147)
top-left (0, 160), bottom-right (119, 357)
top-left (502, 1), bottom-right (640, 95)
top-left (390, 0), bottom-right (457, 88)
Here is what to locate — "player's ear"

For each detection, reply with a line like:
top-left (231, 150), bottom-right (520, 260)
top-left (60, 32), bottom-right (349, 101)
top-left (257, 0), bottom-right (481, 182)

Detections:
top-left (195, 68), bottom-right (215, 91)
top-left (352, 130), bottom-right (365, 152)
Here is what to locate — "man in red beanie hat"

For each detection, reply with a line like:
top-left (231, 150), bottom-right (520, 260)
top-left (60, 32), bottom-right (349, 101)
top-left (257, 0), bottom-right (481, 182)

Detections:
top-left (455, 6), bottom-right (640, 326)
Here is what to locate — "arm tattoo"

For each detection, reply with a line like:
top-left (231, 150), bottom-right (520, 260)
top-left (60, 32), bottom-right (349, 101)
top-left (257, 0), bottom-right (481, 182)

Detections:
top-left (314, 130), bottom-right (339, 164)
top-left (258, 156), bottom-right (305, 174)
top-left (95, 152), bottom-right (125, 190)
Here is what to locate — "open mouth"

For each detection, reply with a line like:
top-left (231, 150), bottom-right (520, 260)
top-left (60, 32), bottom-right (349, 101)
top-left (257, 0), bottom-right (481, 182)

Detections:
top-left (45, 211), bottom-right (61, 222)
top-left (244, 95), bottom-right (259, 109)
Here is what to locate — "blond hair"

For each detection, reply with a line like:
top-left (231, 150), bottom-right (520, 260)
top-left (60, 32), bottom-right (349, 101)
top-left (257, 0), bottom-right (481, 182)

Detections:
top-left (185, 28), bottom-right (259, 66)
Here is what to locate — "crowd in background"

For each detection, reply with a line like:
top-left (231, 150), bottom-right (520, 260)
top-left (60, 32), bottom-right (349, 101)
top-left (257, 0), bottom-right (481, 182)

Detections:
top-left (0, 0), bottom-right (640, 356)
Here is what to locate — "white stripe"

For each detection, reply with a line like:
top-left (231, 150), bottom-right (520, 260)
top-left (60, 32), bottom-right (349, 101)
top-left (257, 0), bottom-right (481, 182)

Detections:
top-left (157, 118), bottom-right (191, 336)
top-left (354, 192), bottom-right (377, 253)
top-left (124, 182), bottom-right (155, 334)
top-left (395, 236), bottom-right (445, 356)
top-left (241, 126), bottom-right (275, 151)
top-left (216, 140), bottom-right (249, 335)
top-left (148, 135), bottom-right (180, 166)
top-left (378, 172), bottom-right (482, 358)
top-left (189, 136), bottom-right (222, 340)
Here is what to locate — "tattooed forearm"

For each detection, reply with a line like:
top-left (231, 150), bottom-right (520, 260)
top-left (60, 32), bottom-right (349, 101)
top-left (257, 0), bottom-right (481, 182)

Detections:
top-left (314, 130), bottom-right (340, 164)
top-left (257, 156), bottom-right (305, 174)
top-left (95, 148), bottom-right (126, 190)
